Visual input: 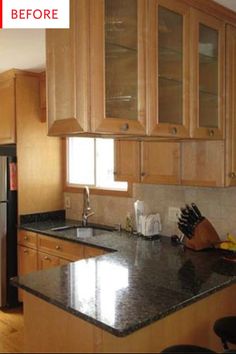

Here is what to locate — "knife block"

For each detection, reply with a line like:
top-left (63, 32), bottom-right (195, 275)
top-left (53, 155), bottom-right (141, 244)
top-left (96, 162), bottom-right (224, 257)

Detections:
top-left (184, 218), bottom-right (220, 251)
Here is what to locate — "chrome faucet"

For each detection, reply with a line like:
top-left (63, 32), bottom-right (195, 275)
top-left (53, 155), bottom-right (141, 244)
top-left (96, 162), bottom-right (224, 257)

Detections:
top-left (82, 186), bottom-right (95, 226)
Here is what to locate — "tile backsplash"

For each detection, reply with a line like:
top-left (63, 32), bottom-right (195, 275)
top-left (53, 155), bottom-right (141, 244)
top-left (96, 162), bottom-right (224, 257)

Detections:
top-left (65, 184), bottom-right (236, 239)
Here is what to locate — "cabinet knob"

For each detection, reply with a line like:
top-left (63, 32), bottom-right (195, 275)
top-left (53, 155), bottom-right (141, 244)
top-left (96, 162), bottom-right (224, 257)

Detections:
top-left (55, 245), bottom-right (61, 250)
top-left (23, 249), bottom-right (29, 254)
top-left (229, 172), bottom-right (236, 179)
top-left (171, 127), bottom-right (177, 135)
top-left (141, 172), bottom-right (146, 177)
top-left (120, 123), bottom-right (129, 132)
top-left (113, 171), bottom-right (117, 175)
top-left (208, 129), bottom-right (214, 137)
top-left (24, 236), bottom-right (29, 241)
top-left (44, 256), bottom-right (50, 261)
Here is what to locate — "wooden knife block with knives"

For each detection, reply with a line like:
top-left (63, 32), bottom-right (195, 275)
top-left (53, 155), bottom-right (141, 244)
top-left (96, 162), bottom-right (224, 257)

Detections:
top-left (178, 204), bottom-right (220, 251)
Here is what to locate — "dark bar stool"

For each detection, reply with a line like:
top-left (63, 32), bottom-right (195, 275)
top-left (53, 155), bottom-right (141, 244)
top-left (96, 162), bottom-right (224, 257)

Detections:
top-left (213, 316), bottom-right (236, 350)
top-left (161, 345), bottom-right (216, 353)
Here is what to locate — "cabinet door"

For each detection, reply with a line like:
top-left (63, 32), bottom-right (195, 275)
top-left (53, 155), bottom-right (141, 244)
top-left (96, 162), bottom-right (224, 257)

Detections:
top-left (148, 0), bottom-right (190, 138)
top-left (18, 246), bottom-right (38, 276)
top-left (141, 141), bottom-right (180, 184)
top-left (90, 0), bottom-right (146, 135)
top-left (181, 141), bottom-right (224, 187)
top-left (46, 0), bottom-right (90, 136)
top-left (114, 140), bottom-right (140, 182)
top-left (190, 9), bottom-right (225, 139)
top-left (0, 78), bottom-right (15, 144)
top-left (38, 251), bottom-right (60, 270)
top-left (226, 25), bottom-right (236, 186)
top-left (18, 245), bottom-right (38, 302)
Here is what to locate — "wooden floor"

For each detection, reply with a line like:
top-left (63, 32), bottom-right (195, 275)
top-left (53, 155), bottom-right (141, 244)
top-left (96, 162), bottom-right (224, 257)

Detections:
top-left (0, 306), bottom-right (23, 353)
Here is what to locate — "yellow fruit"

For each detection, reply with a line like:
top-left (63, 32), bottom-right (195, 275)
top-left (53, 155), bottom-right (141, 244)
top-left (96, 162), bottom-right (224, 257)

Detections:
top-left (219, 242), bottom-right (230, 250)
top-left (227, 233), bottom-right (236, 244)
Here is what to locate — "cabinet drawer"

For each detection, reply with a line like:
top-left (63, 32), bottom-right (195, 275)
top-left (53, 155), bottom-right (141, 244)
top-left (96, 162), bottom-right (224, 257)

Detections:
top-left (37, 235), bottom-right (84, 261)
top-left (18, 230), bottom-right (37, 249)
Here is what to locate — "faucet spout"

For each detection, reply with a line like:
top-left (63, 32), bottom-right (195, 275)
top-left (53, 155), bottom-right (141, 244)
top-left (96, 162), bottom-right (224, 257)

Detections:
top-left (82, 186), bottom-right (95, 226)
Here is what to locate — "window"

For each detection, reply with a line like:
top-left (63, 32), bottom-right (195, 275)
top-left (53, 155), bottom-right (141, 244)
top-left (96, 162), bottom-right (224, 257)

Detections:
top-left (67, 137), bottom-right (128, 192)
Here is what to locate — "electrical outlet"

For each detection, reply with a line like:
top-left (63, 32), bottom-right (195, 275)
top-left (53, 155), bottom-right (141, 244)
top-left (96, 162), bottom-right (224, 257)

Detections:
top-left (65, 196), bottom-right (71, 209)
top-left (168, 207), bottom-right (181, 222)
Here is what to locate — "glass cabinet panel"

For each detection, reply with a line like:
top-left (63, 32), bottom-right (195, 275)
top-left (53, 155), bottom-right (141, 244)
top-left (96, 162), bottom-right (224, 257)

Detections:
top-left (199, 24), bottom-right (218, 128)
top-left (105, 0), bottom-right (138, 120)
top-left (158, 6), bottom-right (183, 125)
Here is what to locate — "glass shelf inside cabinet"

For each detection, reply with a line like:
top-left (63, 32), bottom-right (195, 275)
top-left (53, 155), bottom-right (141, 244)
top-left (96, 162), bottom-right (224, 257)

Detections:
top-left (105, 42), bottom-right (137, 58)
top-left (159, 46), bottom-right (182, 61)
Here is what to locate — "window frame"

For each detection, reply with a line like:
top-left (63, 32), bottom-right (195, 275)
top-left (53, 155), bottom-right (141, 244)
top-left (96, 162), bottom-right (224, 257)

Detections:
top-left (63, 138), bottom-right (133, 197)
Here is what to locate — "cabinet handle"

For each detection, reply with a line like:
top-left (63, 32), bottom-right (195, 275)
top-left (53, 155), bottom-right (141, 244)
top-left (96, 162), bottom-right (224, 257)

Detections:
top-left (24, 236), bottom-right (29, 241)
top-left (141, 172), bottom-right (146, 177)
top-left (229, 172), bottom-right (236, 179)
top-left (23, 250), bottom-right (29, 254)
top-left (55, 245), bottom-right (61, 250)
top-left (208, 129), bottom-right (214, 137)
top-left (171, 127), bottom-right (177, 135)
top-left (120, 123), bottom-right (129, 132)
top-left (44, 256), bottom-right (50, 261)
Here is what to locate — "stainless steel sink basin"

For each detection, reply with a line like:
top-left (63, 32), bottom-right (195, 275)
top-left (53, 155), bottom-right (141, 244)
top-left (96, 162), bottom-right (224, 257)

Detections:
top-left (50, 225), bottom-right (114, 238)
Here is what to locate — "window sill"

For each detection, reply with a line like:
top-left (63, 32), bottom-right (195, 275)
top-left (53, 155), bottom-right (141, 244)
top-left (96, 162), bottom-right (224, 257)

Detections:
top-left (64, 184), bottom-right (133, 197)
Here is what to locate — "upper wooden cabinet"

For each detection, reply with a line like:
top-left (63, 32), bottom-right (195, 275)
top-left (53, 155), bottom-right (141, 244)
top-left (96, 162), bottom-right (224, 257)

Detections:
top-left (114, 139), bottom-right (180, 185)
top-left (148, 0), bottom-right (190, 138)
top-left (46, 0), bottom-right (227, 139)
top-left (90, 0), bottom-right (147, 135)
top-left (190, 9), bottom-right (225, 139)
top-left (225, 25), bottom-right (236, 186)
top-left (0, 75), bottom-right (15, 144)
top-left (46, 0), bottom-right (90, 136)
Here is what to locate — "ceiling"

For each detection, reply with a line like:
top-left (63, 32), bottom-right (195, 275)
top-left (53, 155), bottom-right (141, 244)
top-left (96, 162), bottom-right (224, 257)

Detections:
top-left (214, 0), bottom-right (236, 11)
top-left (0, 1), bottom-right (236, 74)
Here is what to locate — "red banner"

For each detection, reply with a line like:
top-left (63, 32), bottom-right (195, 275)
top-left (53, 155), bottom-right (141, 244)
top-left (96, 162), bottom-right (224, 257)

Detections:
top-left (0, 0), bottom-right (2, 28)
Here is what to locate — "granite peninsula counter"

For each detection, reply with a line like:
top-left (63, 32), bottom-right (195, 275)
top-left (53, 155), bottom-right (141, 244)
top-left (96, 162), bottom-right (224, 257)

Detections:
top-left (13, 220), bottom-right (236, 353)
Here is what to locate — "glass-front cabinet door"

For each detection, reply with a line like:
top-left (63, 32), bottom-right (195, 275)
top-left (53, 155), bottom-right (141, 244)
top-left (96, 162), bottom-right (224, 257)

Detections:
top-left (148, 0), bottom-right (190, 138)
top-left (90, 0), bottom-right (146, 135)
top-left (190, 9), bottom-right (225, 139)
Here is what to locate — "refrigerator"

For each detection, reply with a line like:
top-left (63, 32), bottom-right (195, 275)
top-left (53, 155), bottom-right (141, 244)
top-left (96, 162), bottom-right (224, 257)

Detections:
top-left (0, 145), bottom-right (18, 307)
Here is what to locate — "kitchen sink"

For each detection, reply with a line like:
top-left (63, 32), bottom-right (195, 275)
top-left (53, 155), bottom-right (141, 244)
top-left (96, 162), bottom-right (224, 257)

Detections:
top-left (50, 225), bottom-right (114, 238)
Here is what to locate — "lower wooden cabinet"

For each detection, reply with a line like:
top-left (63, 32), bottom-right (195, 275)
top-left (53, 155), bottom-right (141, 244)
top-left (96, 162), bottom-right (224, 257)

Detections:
top-left (38, 251), bottom-right (60, 270)
top-left (17, 245), bottom-right (38, 302)
top-left (18, 231), bottom-right (108, 302)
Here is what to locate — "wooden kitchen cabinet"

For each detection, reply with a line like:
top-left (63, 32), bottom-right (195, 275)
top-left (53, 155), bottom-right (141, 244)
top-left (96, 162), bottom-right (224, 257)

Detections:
top-left (37, 234), bottom-right (85, 261)
top-left (148, 0), bottom-right (190, 138)
top-left (181, 141), bottom-right (225, 187)
top-left (0, 75), bottom-right (15, 144)
top-left (90, 0), bottom-right (147, 135)
top-left (17, 245), bottom-right (38, 302)
top-left (38, 251), bottom-right (60, 270)
top-left (115, 139), bottom-right (180, 185)
top-left (46, 0), bottom-right (90, 136)
top-left (190, 9), bottom-right (225, 139)
top-left (141, 141), bottom-right (180, 184)
top-left (225, 25), bottom-right (236, 186)
top-left (114, 140), bottom-right (141, 183)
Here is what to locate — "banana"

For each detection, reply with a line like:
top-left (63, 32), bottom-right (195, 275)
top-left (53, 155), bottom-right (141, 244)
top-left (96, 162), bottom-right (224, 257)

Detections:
top-left (227, 233), bottom-right (236, 244)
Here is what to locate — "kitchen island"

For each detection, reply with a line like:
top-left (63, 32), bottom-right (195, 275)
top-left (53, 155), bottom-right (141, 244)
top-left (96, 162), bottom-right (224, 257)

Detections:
top-left (13, 221), bottom-right (236, 353)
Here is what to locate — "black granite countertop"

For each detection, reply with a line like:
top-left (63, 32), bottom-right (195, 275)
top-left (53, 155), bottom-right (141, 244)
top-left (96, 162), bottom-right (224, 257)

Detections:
top-left (12, 219), bottom-right (236, 337)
